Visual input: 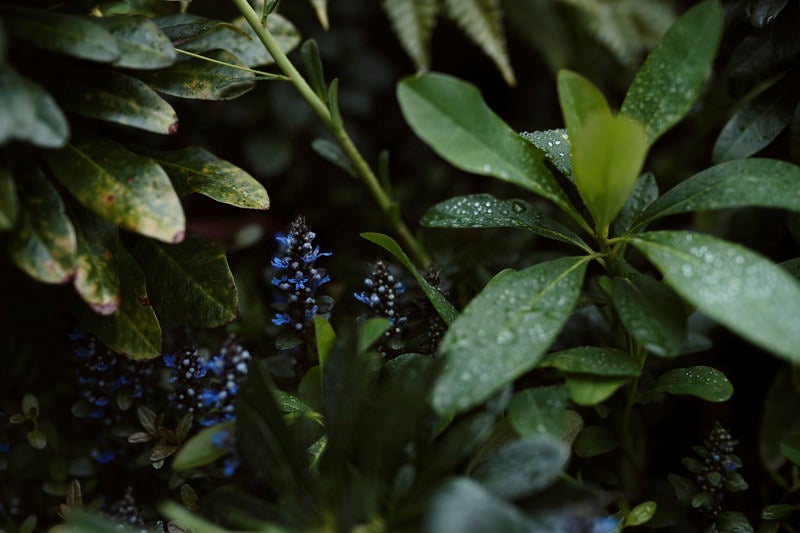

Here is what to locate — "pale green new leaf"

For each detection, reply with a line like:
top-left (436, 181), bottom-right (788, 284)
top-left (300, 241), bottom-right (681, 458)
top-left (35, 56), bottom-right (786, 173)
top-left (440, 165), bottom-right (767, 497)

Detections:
top-left (309, 0), bottom-right (330, 29)
top-left (382, 0), bottom-right (439, 72)
top-left (557, 70), bottom-right (610, 140)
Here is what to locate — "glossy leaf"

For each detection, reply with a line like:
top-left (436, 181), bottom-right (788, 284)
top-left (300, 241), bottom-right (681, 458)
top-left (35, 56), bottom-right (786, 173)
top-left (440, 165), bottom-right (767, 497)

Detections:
top-left (611, 274), bottom-right (687, 357)
top-left (431, 256), bottom-right (588, 418)
top-left (0, 162), bottom-right (18, 230)
top-left (173, 421), bottom-right (235, 470)
top-left (646, 366), bottom-right (733, 401)
top-left (426, 478), bottom-right (532, 533)
top-left (145, 146), bottom-right (269, 209)
top-left (573, 425), bottom-right (617, 458)
top-left (626, 501), bottom-right (658, 527)
top-left (55, 71), bottom-right (178, 134)
top-left (135, 50), bottom-right (255, 100)
top-left (7, 161), bottom-right (76, 283)
top-left (557, 70), bottom-right (610, 139)
top-left (630, 231), bottom-right (800, 361)
top-left (519, 129), bottom-right (572, 180)
top-left (127, 233), bottom-right (237, 327)
top-left (382, 0), bottom-right (438, 71)
top-left (44, 140), bottom-right (185, 243)
top-left (613, 173), bottom-right (658, 237)
top-left (76, 246), bottom-right (161, 360)
top-left (508, 385), bottom-right (568, 438)
top-left (398, 73), bottom-right (578, 218)
top-left (0, 66), bottom-right (69, 148)
top-left (72, 208), bottom-right (120, 315)
top-left (565, 375), bottom-right (628, 406)
top-left (621, 0), bottom-right (722, 143)
top-left (539, 346), bottom-right (640, 377)
top-left (95, 15), bottom-right (176, 69)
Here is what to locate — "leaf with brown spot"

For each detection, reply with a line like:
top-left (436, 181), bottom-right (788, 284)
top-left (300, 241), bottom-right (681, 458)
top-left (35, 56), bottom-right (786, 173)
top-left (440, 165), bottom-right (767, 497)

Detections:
top-left (72, 206), bottom-right (120, 315)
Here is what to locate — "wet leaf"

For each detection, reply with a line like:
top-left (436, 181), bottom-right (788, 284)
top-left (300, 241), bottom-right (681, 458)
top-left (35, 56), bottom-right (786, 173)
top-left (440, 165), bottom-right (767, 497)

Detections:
top-left (646, 366), bottom-right (733, 401)
top-left (72, 207), bottom-right (120, 315)
top-left (426, 478), bottom-right (532, 533)
top-left (573, 425), bottom-right (616, 458)
top-left (613, 173), bottom-right (658, 237)
top-left (508, 385), bottom-right (568, 438)
top-left (95, 15), bottom-right (176, 69)
top-left (630, 231), bottom-right (800, 362)
top-left (172, 421), bottom-right (234, 470)
top-left (431, 256), bottom-right (588, 418)
top-left (382, 0), bottom-right (438, 71)
top-left (621, 0), bottom-right (722, 143)
top-left (565, 375), bottom-right (628, 406)
top-left (557, 70), bottom-right (610, 139)
top-left (519, 129), bottom-right (572, 180)
top-left (44, 139), bottom-right (185, 243)
top-left (0, 66), bottom-right (69, 148)
top-left (0, 162), bottom-right (18, 230)
top-left (539, 346), bottom-right (641, 377)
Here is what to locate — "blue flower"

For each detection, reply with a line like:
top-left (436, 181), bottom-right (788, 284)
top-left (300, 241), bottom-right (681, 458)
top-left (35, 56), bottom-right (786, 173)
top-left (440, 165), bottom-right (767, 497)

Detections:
top-left (354, 259), bottom-right (408, 357)
top-left (591, 516), bottom-right (619, 533)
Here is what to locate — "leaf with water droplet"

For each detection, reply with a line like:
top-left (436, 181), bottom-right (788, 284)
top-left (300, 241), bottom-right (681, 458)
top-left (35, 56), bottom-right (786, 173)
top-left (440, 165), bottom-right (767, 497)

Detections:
top-left (630, 230), bottom-right (800, 362)
top-left (432, 256), bottom-right (588, 418)
top-left (645, 365), bottom-right (732, 402)
top-left (614, 172), bottom-right (658, 237)
top-left (520, 129), bottom-right (573, 180)
top-left (557, 70), bottom-right (610, 139)
top-left (539, 346), bottom-right (640, 376)
top-left (508, 385), bottom-right (568, 438)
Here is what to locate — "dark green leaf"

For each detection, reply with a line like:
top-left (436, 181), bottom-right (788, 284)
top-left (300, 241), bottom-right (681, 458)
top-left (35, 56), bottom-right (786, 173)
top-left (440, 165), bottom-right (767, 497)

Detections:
top-left (746, 0), bottom-right (790, 28)
top-left (76, 246), bottom-right (161, 359)
top-left (421, 412), bottom-right (495, 485)
top-left (7, 160), bottom-right (76, 283)
top-left (668, 474), bottom-right (698, 506)
top-left (611, 274), bottom-right (687, 357)
top-left (229, 13), bottom-right (300, 67)
top-left (646, 366), bottom-right (733, 402)
top-left (426, 478), bottom-right (532, 533)
top-left (519, 129), bottom-right (572, 180)
top-left (715, 511), bottom-right (754, 533)
top-left (144, 146), bottom-right (268, 209)
top-left (155, 14), bottom-right (225, 43)
top-left (65, 510), bottom-right (141, 533)
top-left (421, 194), bottom-right (590, 251)
top-left (361, 232), bottom-right (457, 324)
top-left (508, 385), bottom-right (568, 438)
top-left (791, 101), bottom-right (800, 163)
top-left (0, 66), bottom-right (69, 148)
top-left (760, 367), bottom-right (800, 472)
top-left (135, 50), bottom-right (255, 100)
top-left (573, 425), bottom-right (617, 458)
top-left (173, 421), bottom-right (234, 470)
top-left (311, 139), bottom-right (356, 177)
top-left (431, 256), bottom-right (588, 418)
top-left (621, 0), bottom-right (722, 143)
top-left (397, 73), bottom-right (579, 219)
top-left (630, 231), bottom-right (800, 361)
top-left (613, 173), bottom-right (658, 237)
top-left (780, 433), bottom-right (800, 467)
top-left (300, 39), bottom-right (327, 99)
top-left (0, 162), bottom-right (18, 230)
top-left (72, 207), bottom-right (120, 315)
top-left (357, 317), bottom-right (391, 354)
top-left (127, 233), bottom-right (237, 327)
top-left (44, 139), bottom-right (185, 243)
top-left (312, 315), bottom-right (336, 372)
top-left (761, 504), bottom-right (799, 520)
top-left (95, 15), bottom-right (176, 69)
top-left (381, 0), bottom-right (438, 72)
top-left (565, 375), bottom-right (628, 406)
top-left (539, 346), bottom-right (641, 377)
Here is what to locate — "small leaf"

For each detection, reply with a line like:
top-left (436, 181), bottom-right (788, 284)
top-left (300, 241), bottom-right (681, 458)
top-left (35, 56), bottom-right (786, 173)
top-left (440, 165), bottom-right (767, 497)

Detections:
top-left (426, 478), bottom-right (533, 533)
top-left (27, 429), bottom-right (47, 449)
top-left (44, 139), bottom-right (185, 243)
top-left (668, 474), bottom-right (698, 506)
top-left (613, 172), bottom-right (658, 237)
top-left (539, 346), bottom-right (641, 377)
top-left (382, 0), bottom-right (438, 72)
top-left (95, 15), bottom-right (176, 69)
top-left (21, 394), bottom-right (39, 417)
top-left (646, 366), bottom-right (733, 401)
top-left (311, 139), bottom-right (356, 177)
top-left (508, 385), bottom-right (568, 438)
top-left (780, 433), bottom-right (800, 467)
top-left (173, 421), bottom-right (234, 470)
top-left (0, 162), bottom-right (18, 230)
top-left (565, 375), bottom-right (628, 406)
top-left (557, 70), bottom-right (610, 139)
top-left (626, 501), bottom-right (657, 527)
top-left (300, 40), bottom-right (327, 99)
top-left (573, 425), bottom-right (617, 458)
top-left (519, 129), bottom-right (572, 180)
top-left (309, 0), bottom-right (330, 29)
top-left (72, 208), bottom-right (120, 315)
top-left (621, 0), bottom-right (722, 143)
top-left (0, 66), bottom-right (69, 148)
top-left (137, 405), bottom-right (158, 434)
top-left (431, 256), bottom-right (588, 418)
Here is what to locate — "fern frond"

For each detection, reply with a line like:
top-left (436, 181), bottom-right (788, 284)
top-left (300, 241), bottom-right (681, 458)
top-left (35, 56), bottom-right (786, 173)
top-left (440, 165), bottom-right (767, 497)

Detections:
top-left (382, 0), bottom-right (440, 72)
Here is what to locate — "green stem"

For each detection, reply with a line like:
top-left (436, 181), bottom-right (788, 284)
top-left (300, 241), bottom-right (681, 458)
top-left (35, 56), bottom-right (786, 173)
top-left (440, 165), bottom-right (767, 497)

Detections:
top-left (175, 49), bottom-right (288, 79)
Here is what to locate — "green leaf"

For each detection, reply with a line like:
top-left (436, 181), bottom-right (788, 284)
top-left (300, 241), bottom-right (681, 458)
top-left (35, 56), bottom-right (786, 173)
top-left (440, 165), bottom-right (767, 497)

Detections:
top-left (621, 0), bottom-right (722, 143)
top-left (0, 161), bottom-right (18, 230)
top-left (780, 433), bottom-right (800, 467)
top-left (571, 108), bottom-right (649, 231)
top-left (746, 0), bottom-right (790, 27)
top-left (431, 256), bottom-right (588, 418)
top-left (508, 385), bottom-right (568, 438)
top-left (668, 474), bottom-right (699, 506)
top-left (173, 421), bottom-right (234, 470)
top-left (613, 172), bottom-right (658, 237)
top-left (309, 0), bottom-right (329, 29)
top-left (626, 501), bottom-right (657, 527)
top-left (557, 70), bottom-right (610, 139)
top-left (44, 139), bottom-right (185, 243)
top-left (127, 233), bottom-right (237, 327)
top-left (0, 66), bottom-right (69, 148)
top-left (6, 9), bottom-right (119, 62)
top-left (611, 274), bottom-right (687, 357)
top-left (565, 375), bottom-right (628, 406)
top-left (72, 207), bottom-right (120, 315)
top-left (361, 232), bottom-right (457, 324)
top-left (573, 425), bottom-right (617, 458)
top-left (760, 367), bottom-right (800, 472)
top-left (539, 346), bottom-right (641, 377)
top-left (427, 478), bottom-right (532, 533)
top-left (646, 366), bottom-right (733, 401)
top-left (94, 15), bottom-right (176, 69)
top-left (472, 436), bottom-right (569, 499)
top-left (382, 0), bottom-right (439, 72)
top-left (715, 511), bottom-right (754, 533)
top-left (311, 139), bottom-right (356, 177)
top-left (7, 160), bottom-right (76, 283)
top-left (635, 159), bottom-right (800, 229)
top-left (761, 504), bottom-right (799, 521)
top-left (630, 231), bottom-right (800, 362)
top-left (144, 146), bottom-right (269, 209)
top-left (421, 194), bottom-right (590, 251)
top-left (229, 13), bottom-right (301, 67)
top-left (442, 0), bottom-right (515, 85)
top-left (300, 39), bottom-right (327, 100)
top-left (397, 73), bottom-right (578, 218)
top-left (76, 245), bottom-right (161, 359)
top-left (65, 510), bottom-right (142, 533)
top-left (312, 315), bottom-right (336, 372)
top-left (54, 71), bottom-right (178, 135)
top-left (519, 129), bottom-right (572, 180)
top-left (357, 317), bottom-right (392, 354)
top-left (135, 49), bottom-right (255, 100)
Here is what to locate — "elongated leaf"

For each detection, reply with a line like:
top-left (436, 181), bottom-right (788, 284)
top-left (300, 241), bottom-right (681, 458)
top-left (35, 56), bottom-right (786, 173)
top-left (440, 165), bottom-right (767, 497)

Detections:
top-left (128, 233), bottom-right (237, 327)
top-left (311, 139), bottom-right (356, 177)
top-left (426, 478), bottom-right (532, 533)
top-left (382, 0), bottom-right (439, 71)
top-left (520, 129), bottom-right (572, 180)
top-left (634, 159), bottom-right (800, 229)
top-left (442, 0), bottom-right (515, 85)
top-left (780, 433), bottom-right (800, 467)
top-left (0, 162), bottom-right (18, 230)
top-left (135, 50), bottom-right (255, 100)
top-left (621, 0), bottom-right (722, 143)
top-left (760, 368), bottom-right (800, 472)
top-left (646, 366), bottom-right (733, 401)
top-left (44, 140), bottom-right (185, 243)
top-left (539, 346), bottom-right (640, 377)
top-left (230, 14), bottom-right (300, 67)
top-left (422, 194), bottom-right (589, 251)
top-left (565, 375), bottom-right (629, 406)
top-left (72, 207), bottom-right (120, 315)
top-left (95, 15), bottom-right (176, 69)
top-left (0, 66), bottom-right (69, 148)
top-left (173, 421), bottom-right (234, 470)
top-left (7, 160), bottom-right (76, 283)
top-left (398, 73), bottom-right (578, 218)
top-left (631, 230), bottom-right (800, 361)
top-left (76, 246), bottom-right (161, 359)
top-left (508, 385), bottom-right (568, 438)
top-left (65, 511), bottom-right (141, 533)
top-left (144, 146), bottom-right (269, 209)
top-left (557, 70), bottom-right (610, 139)
top-left (432, 256), bottom-right (588, 418)
top-left (313, 315), bottom-right (336, 373)
top-left (54, 71), bottom-right (178, 134)
top-left (6, 9), bottom-right (119, 62)
top-left (613, 173), bottom-right (658, 237)
top-left (746, 0), bottom-right (790, 28)
top-left (361, 232), bottom-right (457, 324)
top-left (309, 0), bottom-right (330, 29)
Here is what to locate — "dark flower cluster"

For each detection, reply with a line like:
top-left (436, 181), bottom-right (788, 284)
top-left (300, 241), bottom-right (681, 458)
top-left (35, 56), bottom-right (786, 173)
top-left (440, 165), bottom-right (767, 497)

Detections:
top-left (419, 267), bottom-right (447, 355)
top-left (162, 345), bottom-right (208, 417)
top-left (354, 259), bottom-right (407, 357)
top-left (107, 487), bottom-right (146, 530)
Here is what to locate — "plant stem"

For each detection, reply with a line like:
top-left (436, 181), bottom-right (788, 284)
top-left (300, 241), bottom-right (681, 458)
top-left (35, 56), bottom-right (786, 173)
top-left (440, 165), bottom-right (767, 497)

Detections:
top-left (231, 0), bottom-right (430, 267)
top-left (175, 49), bottom-right (289, 80)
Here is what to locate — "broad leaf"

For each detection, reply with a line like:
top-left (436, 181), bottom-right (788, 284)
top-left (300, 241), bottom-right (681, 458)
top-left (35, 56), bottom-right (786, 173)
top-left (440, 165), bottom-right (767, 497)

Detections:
top-left (230, 14), bottom-right (301, 67)
top-left (426, 478), bottom-right (532, 533)
top-left (630, 231), bottom-right (800, 361)
top-left (565, 375), bottom-right (628, 406)
top-left (613, 173), bottom-right (658, 237)
top-left (520, 129), bottom-right (572, 180)
top-left (64, 511), bottom-right (141, 533)
top-left (645, 366), bottom-right (733, 401)
top-left (557, 70), bottom-right (610, 139)
top-left (357, 317), bottom-right (392, 354)
top-left (95, 15), bottom-right (176, 69)
top-left (72, 207), bottom-right (120, 315)
top-left (173, 421), bottom-right (234, 470)
top-left (573, 425), bottom-right (617, 458)
top-left (398, 73), bottom-right (579, 219)
top-left (780, 433), bottom-right (800, 467)
top-left (621, 0), bottom-right (722, 143)
top-left (127, 233), bottom-right (237, 327)
top-left (7, 160), bottom-right (76, 283)
top-left (759, 368), bottom-right (800, 472)
top-left (431, 256), bottom-right (588, 418)
top-left (508, 385), bottom-right (568, 438)
top-left (539, 346), bottom-right (640, 377)
top-left (76, 246), bottom-right (161, 360)
top-left (145, 146), bottom-right (269, 209)
top-left (0, 66), bottom-right (69, 148)
top-left (44, 140), bottom-right (185, 243)
top-left (382, 0), bottom-right (438, 71)
top-left (0, 162), bottom-right (19, 230)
